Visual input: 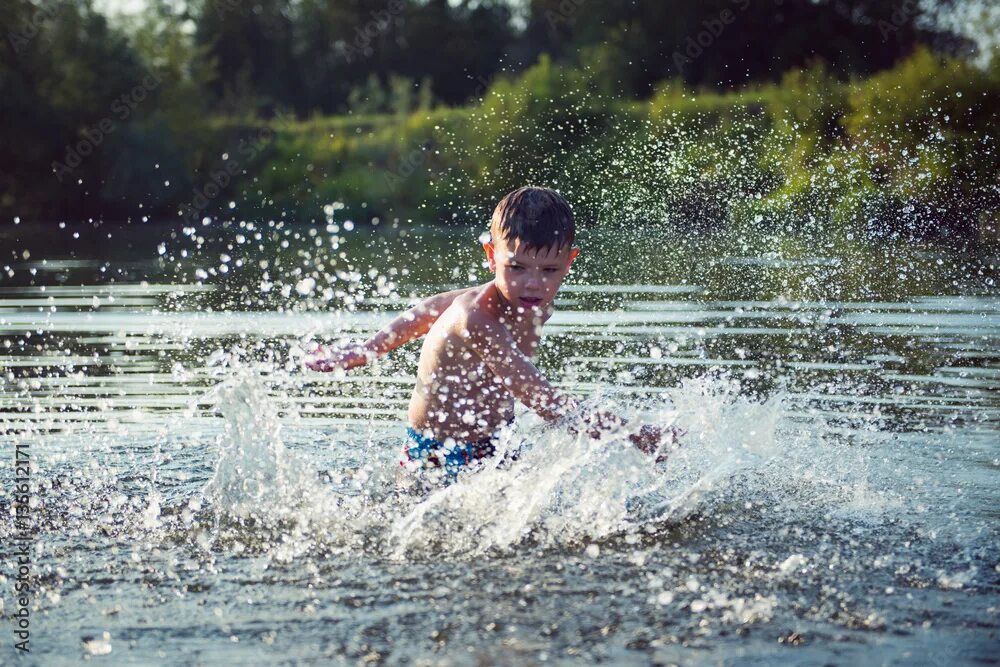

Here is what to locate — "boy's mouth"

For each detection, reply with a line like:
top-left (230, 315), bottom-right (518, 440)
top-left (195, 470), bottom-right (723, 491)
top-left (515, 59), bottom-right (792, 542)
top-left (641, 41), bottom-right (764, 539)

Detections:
top-left (519, 297), bottom-right (542, 308)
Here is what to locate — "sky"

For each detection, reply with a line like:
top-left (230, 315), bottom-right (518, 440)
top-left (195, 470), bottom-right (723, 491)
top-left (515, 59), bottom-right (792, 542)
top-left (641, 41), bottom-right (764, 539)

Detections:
top-left (95, 0), bottom-right (150, 18)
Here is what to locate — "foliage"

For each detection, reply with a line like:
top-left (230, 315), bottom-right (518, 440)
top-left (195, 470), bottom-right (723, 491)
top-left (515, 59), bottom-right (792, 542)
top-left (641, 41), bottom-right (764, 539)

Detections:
top-left (1, 0), bottom-right (997, 253)
top-left (185, 47), bottom-right (994, 255)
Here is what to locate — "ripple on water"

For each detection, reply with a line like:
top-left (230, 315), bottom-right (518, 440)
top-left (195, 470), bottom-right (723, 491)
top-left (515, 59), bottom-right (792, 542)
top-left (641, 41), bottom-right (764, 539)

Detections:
top-left (1, 267), bottom-right (997, 663)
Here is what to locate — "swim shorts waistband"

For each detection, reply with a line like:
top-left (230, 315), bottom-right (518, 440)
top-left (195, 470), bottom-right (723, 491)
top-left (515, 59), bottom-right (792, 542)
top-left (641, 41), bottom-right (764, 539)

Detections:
top-left (403, 427), bottom-right (498, 472)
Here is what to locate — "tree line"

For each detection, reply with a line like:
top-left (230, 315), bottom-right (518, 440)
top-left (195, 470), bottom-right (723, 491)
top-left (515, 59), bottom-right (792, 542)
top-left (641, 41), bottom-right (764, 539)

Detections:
top-left (0, 0), bottom-right (982, 225)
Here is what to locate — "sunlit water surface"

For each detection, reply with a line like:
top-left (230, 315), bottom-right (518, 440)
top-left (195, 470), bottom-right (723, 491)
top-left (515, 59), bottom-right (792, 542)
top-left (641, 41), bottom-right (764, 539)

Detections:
top-left (1, 222), bottom-right (998, 665)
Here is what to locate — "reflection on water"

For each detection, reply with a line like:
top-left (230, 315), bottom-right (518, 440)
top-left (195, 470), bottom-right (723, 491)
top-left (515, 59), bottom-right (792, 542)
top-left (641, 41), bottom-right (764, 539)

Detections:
top-left (3, 283), bottom-right (996, 432)
top-left (0, 224), bottom-right (998, 664)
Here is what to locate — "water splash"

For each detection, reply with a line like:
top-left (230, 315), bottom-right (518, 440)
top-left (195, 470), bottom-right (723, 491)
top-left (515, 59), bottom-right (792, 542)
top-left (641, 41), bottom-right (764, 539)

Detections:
top-left (386, 379), bottom-right (775, 558)
top-left (191, 370), bottom-right (904, 568)
top-left (198, 369), bottom-right (344, 563)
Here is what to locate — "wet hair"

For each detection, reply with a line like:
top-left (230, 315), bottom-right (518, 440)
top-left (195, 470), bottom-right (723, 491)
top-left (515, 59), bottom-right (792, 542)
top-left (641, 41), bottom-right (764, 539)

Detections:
top-left (489, 186), bottom-right (575, 252)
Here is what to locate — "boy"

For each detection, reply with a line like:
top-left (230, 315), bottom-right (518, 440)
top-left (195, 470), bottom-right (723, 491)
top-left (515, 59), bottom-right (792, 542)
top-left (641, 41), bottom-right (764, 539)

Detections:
top-left (307, 186), bottom-right (670, 477)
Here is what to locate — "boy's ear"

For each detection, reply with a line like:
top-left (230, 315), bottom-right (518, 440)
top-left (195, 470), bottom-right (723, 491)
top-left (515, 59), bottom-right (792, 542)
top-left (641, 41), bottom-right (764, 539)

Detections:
top-left (567, 246), bottom-right (580, 268)
top-left (482, 241), bottom-right (496, 272)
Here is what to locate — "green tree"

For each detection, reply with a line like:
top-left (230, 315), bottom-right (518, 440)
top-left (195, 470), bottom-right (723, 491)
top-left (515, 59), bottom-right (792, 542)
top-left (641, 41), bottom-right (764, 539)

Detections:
top-left (0, 0), bottom-right (149, 219)
top-left (524, 0), bottom-right (962, 96)
top-left (193, 0), bottom-right (298, 115)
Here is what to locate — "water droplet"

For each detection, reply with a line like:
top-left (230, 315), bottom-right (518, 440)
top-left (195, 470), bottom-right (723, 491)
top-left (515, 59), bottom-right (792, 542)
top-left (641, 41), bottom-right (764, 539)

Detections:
top-left (295, 277), bottom-right (317, 295)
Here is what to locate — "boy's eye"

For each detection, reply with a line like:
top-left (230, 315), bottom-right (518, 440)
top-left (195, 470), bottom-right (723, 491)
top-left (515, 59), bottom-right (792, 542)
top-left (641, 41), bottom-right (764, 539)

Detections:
top-left (544, 268), bottom-right (559, 273)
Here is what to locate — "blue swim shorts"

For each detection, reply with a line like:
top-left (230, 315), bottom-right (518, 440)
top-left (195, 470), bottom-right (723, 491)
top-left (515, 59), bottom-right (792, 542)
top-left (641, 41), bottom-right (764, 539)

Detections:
top-left (402, 427), bottom-right (497, 473)
top-left (401, 421), bottom-right (517, 480)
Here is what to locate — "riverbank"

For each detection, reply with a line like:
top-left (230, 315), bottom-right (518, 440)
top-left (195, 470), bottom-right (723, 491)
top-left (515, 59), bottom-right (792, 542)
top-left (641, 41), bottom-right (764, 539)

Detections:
top-left (6, 49), bottom-right (998, 254)
top-left (149, 49), bottom-right (1000, 251)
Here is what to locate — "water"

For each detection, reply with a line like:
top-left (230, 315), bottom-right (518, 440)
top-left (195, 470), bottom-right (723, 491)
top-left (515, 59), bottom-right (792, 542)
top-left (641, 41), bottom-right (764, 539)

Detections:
top-left (1, 221), bottom-right (998, 664)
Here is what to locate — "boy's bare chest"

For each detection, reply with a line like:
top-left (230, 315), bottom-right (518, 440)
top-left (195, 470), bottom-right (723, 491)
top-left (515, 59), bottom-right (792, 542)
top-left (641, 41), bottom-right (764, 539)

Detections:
top-left (422, 318), bottom-right (541, 379)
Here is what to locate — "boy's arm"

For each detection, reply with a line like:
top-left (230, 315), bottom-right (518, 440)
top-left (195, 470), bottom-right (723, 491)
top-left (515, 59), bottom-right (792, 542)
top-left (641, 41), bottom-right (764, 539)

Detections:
top-left (362, 285), bottom-right (479, 355)
top-left (467, 312), bottom-right (681, 456)
top-left (308, 285), bottom-right (479, 370)
top-left (466, 312), bottom-right (579, 423)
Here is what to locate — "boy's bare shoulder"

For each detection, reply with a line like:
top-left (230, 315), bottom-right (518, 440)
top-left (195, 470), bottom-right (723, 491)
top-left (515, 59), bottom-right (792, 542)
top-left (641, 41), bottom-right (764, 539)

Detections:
top-left (445, 284), bottom-right (502, 333)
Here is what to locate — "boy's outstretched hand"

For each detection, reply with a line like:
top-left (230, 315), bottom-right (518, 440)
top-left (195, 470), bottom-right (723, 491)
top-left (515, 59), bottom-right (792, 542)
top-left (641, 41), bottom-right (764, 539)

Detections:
top-left (576, 410), bottom-right (684, 463)
top-left (627, 424), bottom-right (663, 455)
top-left (305, 345), bottom-right (371, 372)
top-left (627, 424), bottom-right (684, 463)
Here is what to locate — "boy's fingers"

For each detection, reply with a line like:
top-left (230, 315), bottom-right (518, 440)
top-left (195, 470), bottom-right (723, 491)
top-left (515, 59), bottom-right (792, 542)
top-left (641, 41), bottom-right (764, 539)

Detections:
top-left (628, 432), bottom-right (656, 454)
top-left (306, 354), bottom-right (342, 372)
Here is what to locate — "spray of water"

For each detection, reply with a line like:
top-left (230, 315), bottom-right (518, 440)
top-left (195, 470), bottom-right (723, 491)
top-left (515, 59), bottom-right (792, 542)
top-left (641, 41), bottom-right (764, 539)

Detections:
top-left (186, 367), bottom-right (908, 571)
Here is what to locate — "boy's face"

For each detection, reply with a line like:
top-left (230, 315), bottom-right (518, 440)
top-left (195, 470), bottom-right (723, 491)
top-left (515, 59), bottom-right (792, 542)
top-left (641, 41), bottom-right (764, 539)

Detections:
top-left (483, 237), bottom-right (579, 314)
